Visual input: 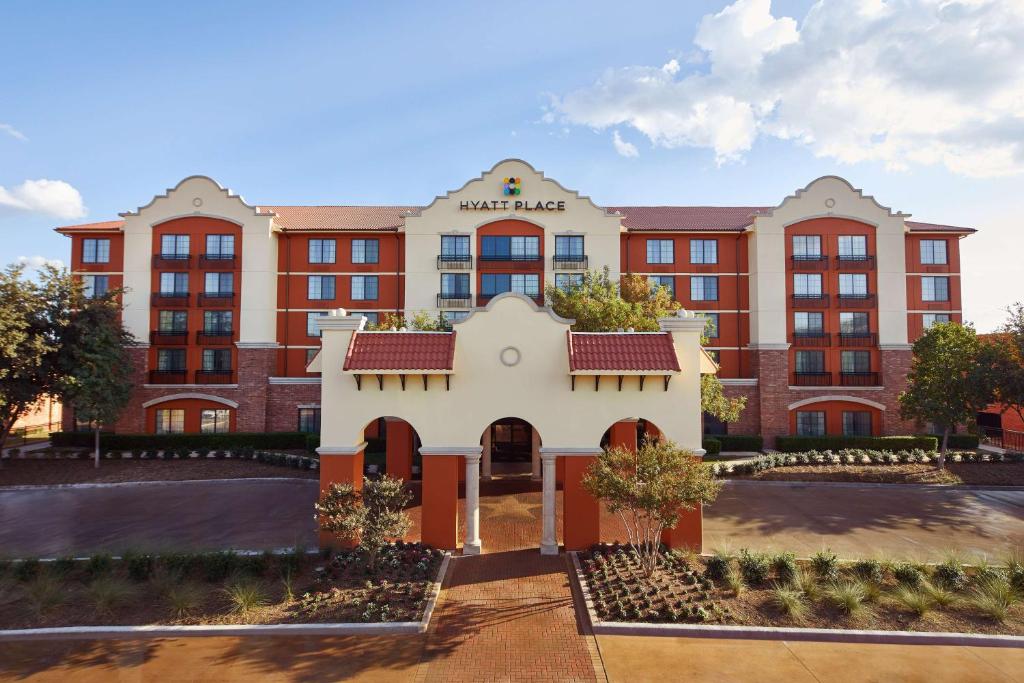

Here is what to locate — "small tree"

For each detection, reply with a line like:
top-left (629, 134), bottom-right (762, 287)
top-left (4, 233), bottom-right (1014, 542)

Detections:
top-left (367, 310), bottom-right (447, 331)
top-left (987, 303), bottom-right (1024, 430)
top-left (315, 475), bottom-right (413, 572)
top-left (899, 322), bottom-right (995, 469)
top-left (582, 440), bottom-right (721, 577)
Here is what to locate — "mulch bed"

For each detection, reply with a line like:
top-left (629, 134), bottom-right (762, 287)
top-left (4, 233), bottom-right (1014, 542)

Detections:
top-left (736, 462), bottom-right (1024, 486)
top-left (0, 459), bottom-right (317, 487)
top-left (577, 546), bottom-right (1024, 635)
top-left (0, 543), bottom-right (443, 629)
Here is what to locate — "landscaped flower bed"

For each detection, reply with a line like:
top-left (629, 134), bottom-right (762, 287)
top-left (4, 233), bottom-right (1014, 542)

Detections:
top-left (576, 544), bottom-right (1024, 635)
top-left (0, 542), bottom-right (444, 630)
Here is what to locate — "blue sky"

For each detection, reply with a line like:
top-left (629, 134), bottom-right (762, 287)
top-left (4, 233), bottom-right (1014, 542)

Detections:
top-left (2, 0), bottom-right (1021, 331)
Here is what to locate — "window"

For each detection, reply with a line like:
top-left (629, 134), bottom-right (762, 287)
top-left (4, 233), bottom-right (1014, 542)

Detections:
top-left (555, 273), bottom-right (584, 291)
top-left (646, 239), bottom-right (674, 264)
top-left (555, 235), bottom-right (584, 258)
top-left (649, 275), bottom-right (675, 298)
top-left (205, 234), bottom-right (234, 257)
top-left (793, 273), bottom-right (822, 296)
top-left (843, 411), bottom-right (872, 436)
top-left (837, 235), bottom-right (867, 258)
top-left (923, 313), bottom-right (951, 329)
top-left (794, 312), bottom-right (824, 334)
top-left (795, 350), bottom-right (825, 373)
top-left (351, 275), bottom-right (378, 301)
top-left (205, 272), bottom-right (233, 294)
top-left (202, 348), bottom-right (232, 372)
top-left (838, 273), bottom-right (868, 296)
top-left (839, 312), bottom-right (870, 334)
top-left (841, 350), bottom-right (871, 373)
top-left (160, 234), bottom-right (189, 257)
top-left (921, 276), bottom-right (949, 302)
top-left (689, 240), bottom-right (718, 264)
top-left (309, 239), bottom-right (336, 264)
top-left (792, 235), bottom-right (822, 258)
top-left (200, 409), bottom-right (231, 434)
top-left (82, 275), bottom-right (109, 299)
top-left (203, 311), bottom-right (232, 334)
top-left (307, 312), bottom-right (327, 337)
top-left (511, 274), bottom-right (540, 297)
top-left (160, 272), bottom-right (188, 294)
top-left (700, 313), bottom-right (720, 338)
top-left (510, 236), bottom-right (539, 259)
top-left (442, 311), bottom-right (470, 324)
top-left (690, 276), bottom-right (718, 301)
top-left (481, 273), bottom-right (509, 296)
top-left (156, 349), bottom-right (186, 371)
top-left (481, 236), bottom-right (539, 260)
top-left (155, 409), bottom-right (185, 434)
top-left (159, 311), bottom-right (188, 332)
top-left (82, 238), bottom-right (110, 263)
top-left (305, 348), bottom-right (320, 368)
top-left (352, 239), bottom-right (379, 264)
top-left (298, 408), bottom-right (322, 434)
top-left (796, 411), bottom-right (826, 436)
top-left (308, 275), bottom-right (336, 300)
top-left (441, 235), bottom-right (470, 260)
top-left (920, 240), bottom-right (947, 265)
top-left (441, 273), bottom-right (470, 296)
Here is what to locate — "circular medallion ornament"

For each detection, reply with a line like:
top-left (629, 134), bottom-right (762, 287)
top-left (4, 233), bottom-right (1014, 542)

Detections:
top-left (825, 198), bottom-right (836, 208)
top-left (193, 197), bottom-right (204, 207)
top-left (499, 346), bottom-right (521, 367)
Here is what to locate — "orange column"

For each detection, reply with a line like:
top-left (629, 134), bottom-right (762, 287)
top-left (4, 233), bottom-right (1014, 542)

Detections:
top-left (385, 419), bottom-right (413, 483)
top-left (661, 506), bottom-right (703, 553)
top-left (556, 454), bottom-right (566, 485)
top-left (610, 420), bottom-right (638, 451)
top-left (421, 455), bottom-right (460, 550)
top-left (563, 455), bottom-right (600, 551)
top-left (318, 448), bottom-right (365, 548)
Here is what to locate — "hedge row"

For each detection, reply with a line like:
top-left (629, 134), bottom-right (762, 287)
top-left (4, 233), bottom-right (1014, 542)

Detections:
top-left (774, 435), bottom-right (938, 453)
top-left (701, 438), bottom-right (722, 457)
top-left (917, 433), bottom-right (980, 449)
top-left (708, 434), bottom-right (764, 452)
top-left (713, 448), bottom-right (1023, 477)
top-left (50, 431), bottom-right (311, 451)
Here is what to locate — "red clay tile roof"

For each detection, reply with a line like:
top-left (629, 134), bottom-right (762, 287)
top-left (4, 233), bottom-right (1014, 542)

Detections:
top-left (54, 220), bottom-right (125, 234)
top-left (566, 331), bottom-right (681, 373)
top-left (343, 331), bottom-right (456, 371)
top-left (259, 206), bottom-right (415, 231)
top-left (609, 206), bottom-right (767, 232)
top-left (905, 220), bottom-right (976, 233)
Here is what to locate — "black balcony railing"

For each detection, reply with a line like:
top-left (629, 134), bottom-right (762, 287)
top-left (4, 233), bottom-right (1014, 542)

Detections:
top-left (837, 293), bottom-right (876, 308)
top-left (436, 255), bottom-right (473, 270)
top-left (195, 370), bottom-right (234, 384)
top-left (840, 371), bottom-right (880, 386)
top-left (149, 330), bottom-right (188, 345)
top-left (198, 292), bottom-right (236, 306)
top-left (196, 330), bottom-right (233, 345)
top-left (837, 332), bottom-right (877, 347)
top-left (151, 292), bottom-right (189, 307)
top-left (791, 255), bottom-right (828, 270)
top-left (791, 293), bottom-right (830, 308)
top-left (148, 370), bottom-right (187, 384)
top-left (792, 332), bottom-right (830, 347)
top-left (793, 372), bottom-right (832, 386)
top-left (553, 255), bottom-right (588, 270)
top-left (437, 293), bottom-right (472, 308)
top-left (199, 254), bottom-right (237, 268)
top-left (835, 255), bottom-right (875, 270)
top-left (152, 254), bottom-right (191, 269)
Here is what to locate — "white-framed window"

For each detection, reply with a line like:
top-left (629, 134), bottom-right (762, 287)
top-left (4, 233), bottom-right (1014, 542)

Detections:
top-left (838, 273), bottom-right (868, 296)
top-left (555, 273), bottom-right (584, 291)
top-left (298, 408), bottom-right (321, 433)
top-left (200, 409), bottom-right (231, 434)
top-left (205, 272), bottom-right (233, 294)
top-left (82, 275), bottom-right (109, 299)
top-left (690, 276), bottom-right (718, 301)
top-left (796, 411), bottom-right (826, 436)
top-left (510, 273), bottom-right (540, 297)
top-left (555, 235), bottom-right (584, 258)
top-left (308, 275), bottom-right (336, 300)
top-left (794, 312), bottom-right (824, 334)
top-left (792, 235), bottom-right (822, 258)
top-left (700, 312), bottom-right (719, 338)
top-left (646, 239), bottom-right (674, 264)
top-left (839, 312), bottom-right (869, 334)
top-left (837, 235), bottom-right (867, 257)
top-left (160, 272), bottom-right (188, 294)
top-left (510, 236), bottom-right (539, 259)
top-left (920, 240), bottom-right (947, 265)
top-left (82, 238), bottom-right (110, 264)
top-left (689, 240), bottom-right (718, 264)
top-left (921, 276), bottom-right (949, 302)
top-left (351, 275), bottom-right (378, 300)
top-left (442, 310), bottom-right (470, 324)
top-left (793, 273), bottom-right (822, 296)
top-left (841, 350), bottom-right (871, 373)
top-left (649, 275), bottom-right (675, 298)
top-left (441, 235), bottom-right (470, 259)
top-left (842, 411), bottom-right (872, 436)
top-left (305, 348), bottom-right (320, 368)
top-left (160, 234), bottom-right (189, 257)
top-left (309, 239), bottom-right (337, 264)
top-left (441, 273), bottom-right (470, 297)
top-left (155, 409), bottom-right (185, 434)
top-left (923, 313), bottom-right (951, 329)
top-left (352, 239), bottom-right (379, 264)
top-left (307, 311), bottom-right (327, 337)
top-left (205, 234), bottom-right (234, 257)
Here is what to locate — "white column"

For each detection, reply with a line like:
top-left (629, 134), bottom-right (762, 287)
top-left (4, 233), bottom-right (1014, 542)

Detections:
top-left (481, 428), bottom-right (492, 480)
top-left (464, 453), bottom-right (482, 555)
top-left (540, 452), bottom-right (558, 555)
top-left (531, 428), bottom-right (541, 480)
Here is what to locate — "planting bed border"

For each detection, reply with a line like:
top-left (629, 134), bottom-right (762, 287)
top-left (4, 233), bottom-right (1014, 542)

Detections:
top-left (0, 553), bottom-right (450, 641)
top-left (569, 553), bottom-right (1024, 649)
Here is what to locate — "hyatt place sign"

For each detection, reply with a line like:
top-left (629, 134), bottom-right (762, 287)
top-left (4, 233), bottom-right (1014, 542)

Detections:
top-left (458, 176), bottom-right (566, 212)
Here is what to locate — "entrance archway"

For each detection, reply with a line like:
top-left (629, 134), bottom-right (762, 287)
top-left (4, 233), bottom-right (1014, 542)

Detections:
top-left (475, 418), bottom-right (546, 553)
top-left (482, 417), bottom-right (541, 479)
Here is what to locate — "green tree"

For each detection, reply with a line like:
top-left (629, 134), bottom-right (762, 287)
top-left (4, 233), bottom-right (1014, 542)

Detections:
top-left (366, 310), bottom-right (447, 331)
top-left (546, 268), bottom-right (746, 422)
top-left (898, 322), bottom-right (996, 468)
top-left (986, 303), bottom-right (1024, 430)
top-left (582, 440), bottom-right (721, 577)
top-left (315, 475), bottom-right (413, 572)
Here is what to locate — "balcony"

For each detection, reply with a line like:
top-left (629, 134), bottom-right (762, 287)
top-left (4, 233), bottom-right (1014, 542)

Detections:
top-left (835, 255), bottom-right (875, 270)
top-left (791, 293), bottom-right (829, 308)
top-left (840, 371), bottom-right (880, 386)
top-left (792, 332), bottom-right (830, 347)
top-left (436, 255), bottom-right (473, 270)
top-left (437, 293), bottom-right (472, 309)
top-left (791, 255), bottom-right (828, 271)
top-left (148, 370), bottom-right (187, 384)
top-left (478, 293), bottom-right (543, 307)
top-left (837, 332), bottom-right (877, 347)
top-left (196, 330), bottom-right (233, 345)
top-left (199, 254), bottom-right (237, 268)
top-left (152, 254), bottom-right (191, 270)
top-left (151, 292), bottom-right (189, 307)
top-left (476, 255), bottom-right (543, 270)
top-left (195, 370), bottom-right (234, 384)
top-left (793, 372), bottom-right (832, 386)
top-left (198, 292), bottom-right (236, 307)
top-left (837, 293), bottom-right (875, 308)
top-left (552, 254), bottom-right (588, 271)
top-left (149, 330), bottom-right (188, 345)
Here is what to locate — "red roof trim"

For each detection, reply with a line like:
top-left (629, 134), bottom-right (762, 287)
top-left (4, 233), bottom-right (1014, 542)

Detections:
top-left (566, 331), bottom-right (681, 373)
top-left (342, 331), bottom-right (456, 371)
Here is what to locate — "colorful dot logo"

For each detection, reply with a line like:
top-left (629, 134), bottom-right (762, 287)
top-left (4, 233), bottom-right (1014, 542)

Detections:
top-left (502, 177), bottom-right (522, 196)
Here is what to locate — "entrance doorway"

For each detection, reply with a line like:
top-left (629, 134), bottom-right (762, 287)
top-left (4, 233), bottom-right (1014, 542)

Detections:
top-left (490, 418), bottom-right (533, 463)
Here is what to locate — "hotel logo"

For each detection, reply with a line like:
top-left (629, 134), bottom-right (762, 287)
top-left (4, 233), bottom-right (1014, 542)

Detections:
top-left (502, 177), bottom-right (522, 196)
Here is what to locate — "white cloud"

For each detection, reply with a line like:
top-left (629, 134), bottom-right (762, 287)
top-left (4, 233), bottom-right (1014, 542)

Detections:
top-left (0, 123), bottom-right (27, 142)
top-left (0, 179), bottom-right (86, 220)
top-left (612, 130), bottom-right (639, 157)
top-left (17, 255), bottom-right (65, 270)
top-left (552, 0), bottom-right (1024, 177)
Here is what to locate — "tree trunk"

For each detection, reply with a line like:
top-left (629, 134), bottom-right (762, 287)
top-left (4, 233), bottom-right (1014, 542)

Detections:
top-left (939, 427), bottom-right (950, 471)
top-left (94, 427), bottom-right (100, 469)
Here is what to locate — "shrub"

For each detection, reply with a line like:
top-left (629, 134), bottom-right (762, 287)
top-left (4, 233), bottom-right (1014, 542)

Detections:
top-left (704, 553), bottom-right (732, 582)
top-left (892, 562), bottom-right (925, 588)
top-left (159, 553), bottom-right (201, 579)
top-left (122, 552), bottom-right (154, 582)
top-left (922, 581), bottom-right (958, 608)
top-left (203, 551), bottom-right (239, 582)
top-left (893, 586), bottom-right (934, 617)
top-left (165, 582), bottom-right (205, 618)
top-left (52, 557), bottom-right (77, 576)
top-left (772, 553), bottom-right (798, 585)
top-left (725, 569), bottom-right (745, 595)
top-left (50, 431), bottom-right (310, 450)
top-left (770, 585), bottom-right (807, 622)
top-left (25, 574), bottom-right (64, 613)
top-left (970, 577), bottom-right (1019, 623)
top-left (790, 567), bottom-right (821, 601)
top-left (825, 580), bottom-right (868, 617)
top-left (701, 438), bottom-right (722, 456)
top-left (14, 559), bottom-right (40, 582)
top-left (811, 549), bottom-right (839, 582)
top-left (712, 435), bottom-right (764, 452)
top-left (304, 433), bottom-right (320, 452)
top-left (917, 433), bottom-right (979, 449)
top-left (1004, 549), bottom-right (1024, 592)
top-left (85, 554), bottom-right (113, 578)
top-left (774, 435), bottom-right (938, 453)
top-left (223, 579), bottom-right (269, 613)
top-left (853, 559), bottom-right (884, 584)
top-left (934, 555), bottom-right (969, 591)
top-left (737, 549), bottom-right (771, 586)
top-left (88, 576), bottom-right (136, 615)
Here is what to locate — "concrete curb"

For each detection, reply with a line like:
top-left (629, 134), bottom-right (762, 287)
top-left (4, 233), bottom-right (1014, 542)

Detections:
top-left (0, 551), bottom-right (452, 641)
top-left (721, 479), bottom-right (1024, 492)
top-left (568, 552), bottom-right (1024, 649)
top-left (0, 477), bottom-right (318, 492)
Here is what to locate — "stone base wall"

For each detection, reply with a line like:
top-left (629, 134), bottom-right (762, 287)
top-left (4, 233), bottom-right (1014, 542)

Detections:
top-left (721, 384), bottom-right (760, 436)
top-left (267, 382), bottom-right (321, 432)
